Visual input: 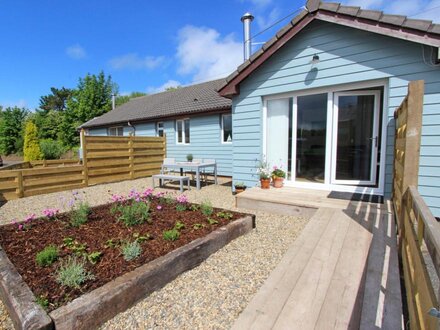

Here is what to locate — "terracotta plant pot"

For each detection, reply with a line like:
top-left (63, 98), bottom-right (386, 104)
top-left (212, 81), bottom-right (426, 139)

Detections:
top-left (260, 178), bottom-right (271, 189)
top-left (273, 177), bottom-right (284, 188)
top-left (234, 186), bottom-right (246, 194)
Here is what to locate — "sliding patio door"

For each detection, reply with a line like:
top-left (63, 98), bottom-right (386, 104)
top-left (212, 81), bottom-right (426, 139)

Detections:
top-left (331, 91), bottom-right (380, 185)
top-left (266, 98), bottom-right (292, 179)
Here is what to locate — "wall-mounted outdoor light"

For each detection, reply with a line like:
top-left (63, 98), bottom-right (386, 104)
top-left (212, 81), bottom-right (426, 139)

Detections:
top-left (310, 54), bottom-right (320, 68)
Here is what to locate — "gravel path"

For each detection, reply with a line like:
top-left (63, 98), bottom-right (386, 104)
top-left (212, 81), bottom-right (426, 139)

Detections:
top-left (0, 178), bottom-right (308, 330)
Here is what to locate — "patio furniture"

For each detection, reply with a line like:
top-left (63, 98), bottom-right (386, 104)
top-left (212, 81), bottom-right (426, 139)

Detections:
top-left (152, 174), bottom-right (190, 192)
top-left (161, 160), bottom-right (218, 190)
top-left (161, 158), bottom-right (176, 174)
top-left (184, 158), bottom-right (202, 181)
top-left (200, 159), bottom-right (216, 184)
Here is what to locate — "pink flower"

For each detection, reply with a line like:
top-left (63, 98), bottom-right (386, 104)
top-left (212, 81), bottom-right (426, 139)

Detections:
top-left (18, 224), bottom-right (23, 231)
top-left (142, 188), bottom-right (154, 198)
top-left (176, 194), bottom-right (189, 204)
top-left (155, 192), bottom-right (165, 198)
top-left (42, 208), bottom-right (59, 219)
top-left (156, 205), bottom-right (162, 211)
top-left (24, 214), bottom-right (36, 223)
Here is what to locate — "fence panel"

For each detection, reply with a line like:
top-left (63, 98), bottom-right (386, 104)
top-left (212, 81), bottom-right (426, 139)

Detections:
top-left (83, 134), bottom-right (165, 185)
top-left (0, 135), bottom-right (166, 200)
top-left (392, 80), bottom-right (440, 329)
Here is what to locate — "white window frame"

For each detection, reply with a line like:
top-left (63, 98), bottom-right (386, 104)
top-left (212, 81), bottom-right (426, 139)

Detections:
top-left (108, 126), bottom-right (123, 136)
top-left (176, 118), bottom-right (190, 145)
top-left (221, 114), bottom-right (233, 144)
top-left (156, 122), bottom-right (164, 137)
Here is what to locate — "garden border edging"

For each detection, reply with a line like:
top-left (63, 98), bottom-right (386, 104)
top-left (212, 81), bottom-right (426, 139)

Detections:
top-left (0, 215), bottom-right (255, 330)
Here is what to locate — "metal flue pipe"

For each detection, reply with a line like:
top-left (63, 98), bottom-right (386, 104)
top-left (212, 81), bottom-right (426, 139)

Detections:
top-left (241, 12), bottom-right (254, 61)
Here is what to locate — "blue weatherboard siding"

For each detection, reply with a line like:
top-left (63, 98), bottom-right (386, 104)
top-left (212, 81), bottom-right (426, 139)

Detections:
top-left (231, 20), bottom-right (440, 217)
top-left (88, 113), bottom-right (233, 176)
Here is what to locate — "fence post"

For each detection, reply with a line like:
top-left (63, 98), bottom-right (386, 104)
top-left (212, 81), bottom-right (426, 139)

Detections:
top-left (81, 129), bottom-right (89, 187)
top-left (129, 134), bottom-right (134, 179)
top-left (403, 80), bottom-right (424, 191)
top-left (16, 171), bottom-right (24, 198)
top-left (163, 133), bottom-right (167, 158)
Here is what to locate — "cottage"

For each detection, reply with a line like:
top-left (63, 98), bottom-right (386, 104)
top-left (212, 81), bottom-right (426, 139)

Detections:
top-left (81, 79), bottom-right (233, 176)
top-left (218, 0), bottom-right (440, 217)
top-left (84, 0), bottom-right (440, 217)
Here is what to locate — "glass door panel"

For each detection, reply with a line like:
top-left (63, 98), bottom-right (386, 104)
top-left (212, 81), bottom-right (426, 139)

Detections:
top-left (295, 94), bottom-right (328, 183)
top-left (266, 98), bottom-right (292, 179)
top-left (332, 92), bottom-right (379, 185)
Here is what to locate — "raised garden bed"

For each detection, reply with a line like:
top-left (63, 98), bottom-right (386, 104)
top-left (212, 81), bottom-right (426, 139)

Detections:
top-left (0, 190), bottom-right (255, 329)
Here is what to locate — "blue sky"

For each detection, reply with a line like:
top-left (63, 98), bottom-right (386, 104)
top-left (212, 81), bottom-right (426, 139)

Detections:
top-left (1, 0), bottom-right (439, 110)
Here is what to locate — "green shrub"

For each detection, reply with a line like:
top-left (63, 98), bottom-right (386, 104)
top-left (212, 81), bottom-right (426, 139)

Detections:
top-left (193, 223), bottom-right (204, 230)
top-left (163, 229), bottom-right (180, 241)
top-left (216, 212), bottom-right (233, 220)
top-left (56, 257), bottom-right (95, 288)
top-left (36, 245), bottom-right (58, 267)
top-left (207, 218), bottom-right (218, 225)
top-left (39, 139), bottom-right (65, 160)
top-left (175, 203), bottom-right (187, 212)
top-left (87, 251), bottom-right (102, 264)
top-left (200, 200), bottom-right (213, 217)
top-left (70, 202), bottom-right (90, 227)
top-left (23, 121), bottom-right (42, 161)
top-left (114, 201), bottom-right (150, 227)
top-left (174, 221), bottom-right (185, 230)
top-left (121, 241), bottom-right (142, 261)
top-left (36, 295), bottom-right (49, 309)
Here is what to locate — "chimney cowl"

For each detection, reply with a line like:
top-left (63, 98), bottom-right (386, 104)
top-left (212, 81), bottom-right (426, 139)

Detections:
top-left (241, 12), bottom-right (254, 22)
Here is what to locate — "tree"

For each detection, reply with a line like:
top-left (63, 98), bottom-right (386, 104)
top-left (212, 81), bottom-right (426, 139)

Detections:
top-left (39, 87), bottom-right (73, 113)
top-left (61, 71), bottom-right (117, 146)
top-left (23, 121), bottom-right (42, 161)
top-left (0, 107), bottom-right (28, 155)
top-left (115, 91), bottom-right (147, 107)
top-left (31, 109), bottom-right (64, 140)
top-left (165, 86), bottom-right (181, 91)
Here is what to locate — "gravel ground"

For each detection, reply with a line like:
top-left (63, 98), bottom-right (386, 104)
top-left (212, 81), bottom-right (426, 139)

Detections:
top-left (0, 178), bottom-right (308, 330)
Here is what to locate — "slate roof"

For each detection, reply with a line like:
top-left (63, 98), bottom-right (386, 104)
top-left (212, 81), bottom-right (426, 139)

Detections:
top-left (81, 79), bottom-right (230, 128)
top-left (218, 0), bottom-right (440, 97)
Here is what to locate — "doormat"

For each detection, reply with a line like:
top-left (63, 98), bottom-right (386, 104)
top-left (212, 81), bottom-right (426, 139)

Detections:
top-left (328, 191), bottom-right (384, 204)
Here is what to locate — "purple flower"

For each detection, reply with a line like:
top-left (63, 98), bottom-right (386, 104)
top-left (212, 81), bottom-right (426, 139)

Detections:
top-left (156, 205), bottom-right (162, 211)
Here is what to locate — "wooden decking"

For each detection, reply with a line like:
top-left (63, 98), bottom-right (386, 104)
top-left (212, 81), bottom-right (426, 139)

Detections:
top-left (234, 187), bottom-right (403, 329)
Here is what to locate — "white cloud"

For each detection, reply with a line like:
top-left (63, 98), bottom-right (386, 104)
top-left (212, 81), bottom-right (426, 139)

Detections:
top-left (66, 44), bottom-right (86, 59)
top-left (109, 54), bottom-right (166, 70)
top-left (1, 99), bottom-right (28, 108)
top-left (255, 7), bottom-right (281, 29)
top-left (146, 80), bottom-right (181, 94)
top-left (241, 0), bottom-right (272, 8)
top-left (176, 25), bottom-right (243, 82)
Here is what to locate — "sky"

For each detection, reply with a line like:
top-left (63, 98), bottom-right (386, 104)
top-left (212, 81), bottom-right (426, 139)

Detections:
top-left (1, 0), bottom-right (439, 110)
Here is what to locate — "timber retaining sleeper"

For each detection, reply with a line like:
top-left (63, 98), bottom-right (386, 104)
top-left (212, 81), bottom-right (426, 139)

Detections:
top-left (0, 215), bottom-right (255, 330)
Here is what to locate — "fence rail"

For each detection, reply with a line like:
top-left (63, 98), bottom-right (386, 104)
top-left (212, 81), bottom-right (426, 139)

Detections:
top-left (400, 187), bottom-right (440, 330)
top-left (392, 80), bottom-right (440, 329)
top-left (0, 134), bottom-right (165, 201)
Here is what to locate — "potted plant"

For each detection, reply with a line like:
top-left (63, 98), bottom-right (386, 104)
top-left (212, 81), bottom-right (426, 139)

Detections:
top-left (257, 160), bottom-right (271, 189)
top-left (186, 154), bottom-right (193, 162)
top-left (234, 182), bottom-right (247, 194)
top-left (271, 165), bottom-right (286, 188)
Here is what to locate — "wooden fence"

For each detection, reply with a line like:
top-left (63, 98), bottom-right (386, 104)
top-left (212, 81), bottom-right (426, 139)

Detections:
top-left (392, 80), bottom-right (440, 329)
top-left (0, 134), bottom-right (165, 201)
top-left (83, 134), bottom-right (166, 186)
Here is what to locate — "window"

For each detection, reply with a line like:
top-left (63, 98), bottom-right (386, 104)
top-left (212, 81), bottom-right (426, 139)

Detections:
top-left (221, 114), bottom-right (232, 143)
top-left (156, 122), bottom-right (164, 137)
top-left (176, 119), bottom-right (190, 144)
top-left (108, 126), bottom-right (123, 136)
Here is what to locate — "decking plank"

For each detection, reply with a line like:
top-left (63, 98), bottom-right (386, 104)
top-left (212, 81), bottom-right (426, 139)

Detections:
top-left (314, 210), bottom-right (373, 329)
top-left (271, 208), bottom-right (352, 329)
top-left (232, 208), bottom-right (335, 330)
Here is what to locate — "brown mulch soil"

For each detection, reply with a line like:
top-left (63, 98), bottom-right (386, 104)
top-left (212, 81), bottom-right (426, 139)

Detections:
top-left (0, 198), bottom-right (248, 312)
